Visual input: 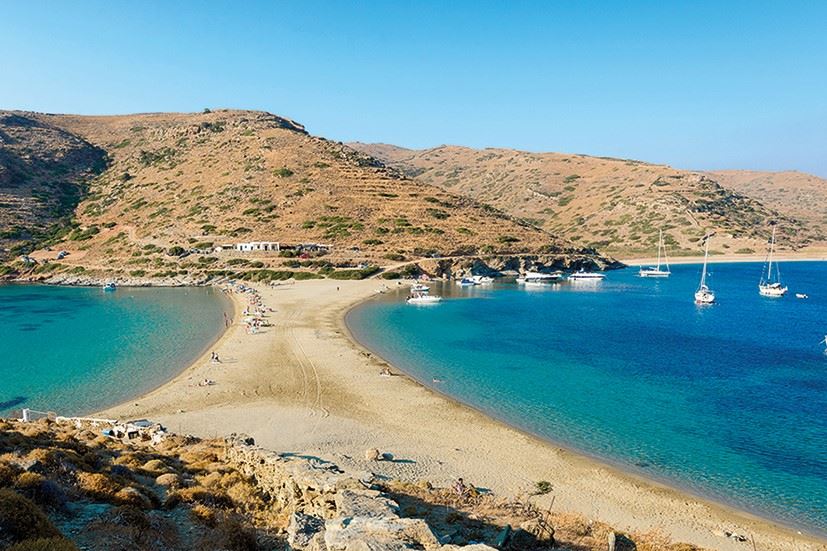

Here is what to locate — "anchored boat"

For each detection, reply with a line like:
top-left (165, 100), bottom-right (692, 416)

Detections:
top-left (568, 269), bottom-right (606, 282)
top-left (694, 234), bottom-right (715, 305)
top-left (516, 271), bottom-right (561, 285)
top-left (759, 225), bottom-right (788, 298)
top-left (639, 230), bottom-right (671, 278)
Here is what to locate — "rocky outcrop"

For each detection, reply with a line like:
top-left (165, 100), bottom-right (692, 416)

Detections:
top-left (224, 435), bottom-right (495, 551)
top-left (414, 253), bottom-right (623, 280)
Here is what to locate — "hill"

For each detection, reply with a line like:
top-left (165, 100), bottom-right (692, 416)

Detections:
top-left (0, 111), bottom-right (613, 284)
top-left (0, 113), bottom-right (107, 260)
top-left (350, 143), bottom-right (823, 257)
top-left (709, 170), bottom-right (827, 237)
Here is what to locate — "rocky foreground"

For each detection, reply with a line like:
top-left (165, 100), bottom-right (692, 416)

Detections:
top-left (0, 418), bottom-right (704, 551)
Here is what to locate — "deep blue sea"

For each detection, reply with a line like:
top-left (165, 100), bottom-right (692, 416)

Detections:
top-left (347, 262), bottom-right (827, 535)
top-left (0, 285), bottom-right (231, 417)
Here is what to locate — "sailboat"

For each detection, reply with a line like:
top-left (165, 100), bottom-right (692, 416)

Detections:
top-left (758, 225), bottom-right (788, 298)
top-left (694, 234), bottom-right (715, 305)
top-left (639, 230), bottom-right (671, 278)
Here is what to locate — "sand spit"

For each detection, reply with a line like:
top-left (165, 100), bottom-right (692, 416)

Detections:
top-left (101, 279), bottom-right (826, 551)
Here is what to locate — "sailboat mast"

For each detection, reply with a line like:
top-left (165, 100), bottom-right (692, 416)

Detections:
top-left (700, 236), bottom-right (709, 288)
top-left (768, 225), bottom-right (776, 283)
top-left (656, 230), bottom-right (662, 270)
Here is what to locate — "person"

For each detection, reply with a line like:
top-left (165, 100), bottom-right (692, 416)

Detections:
top-left (454, 478), bottom-right (466, 497)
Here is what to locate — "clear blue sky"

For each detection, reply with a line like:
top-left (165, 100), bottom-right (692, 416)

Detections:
top-left (2, 1), bottom-right (825, 175)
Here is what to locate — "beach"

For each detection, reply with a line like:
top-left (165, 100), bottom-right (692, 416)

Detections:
top-left (100, 279), bottom-right (826, 551)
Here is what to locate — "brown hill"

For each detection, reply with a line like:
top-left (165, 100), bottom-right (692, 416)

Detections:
top-left (709, 170), bottom-right (827, 236)
top-left (0, 112), bottom-right (107, 259)
top-left (0, 110), bottom-right (613, 283)
top-left (351, 143), bottom-right (823, 257)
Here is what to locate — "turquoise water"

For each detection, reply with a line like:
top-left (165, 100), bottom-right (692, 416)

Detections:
top-left (347, 263), bottom-right (827, 535)
top-left (0, 285), bottom-right (231, 417)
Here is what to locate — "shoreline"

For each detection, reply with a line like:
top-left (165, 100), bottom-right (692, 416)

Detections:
top-left (97, 279), bottom-right (826, 551)
top-left (617, 251), bottom-right (827, 266)
top-left (342, 296), bottom-right (823, 540)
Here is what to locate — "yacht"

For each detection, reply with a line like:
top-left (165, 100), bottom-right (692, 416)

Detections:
top-left (694, 235), bottom-right (715, 305)
top-left (406, 292), bottom-right (442, 305)
top-left (568, 269), bottom-right (606, 281)
top-left (758, 225), bottom-right (788, 298)
top-left (639, 230), bottom-right (671, 278)
top-left (516, 271), bottom-right (561, 285)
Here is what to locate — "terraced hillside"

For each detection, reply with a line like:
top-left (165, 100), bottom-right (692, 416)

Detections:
top-left (0, 113), bottom-right (107, 259)
top-left (351, 144), bottom-right (823, 257)
top-left (1, 110), bottom-right (609, 283)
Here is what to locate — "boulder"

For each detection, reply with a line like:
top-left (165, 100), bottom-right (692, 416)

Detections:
top-left (324, 516), bottom-right (441, 551)
top-left (155, 473), bottom-right (181, 488)
top-left (364, 448), bottom-right (381, 461)
top-left (335, 489), bottom-right (399, 519)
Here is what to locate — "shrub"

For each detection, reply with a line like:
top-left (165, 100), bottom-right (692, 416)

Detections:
top-left (7, 538), bottom-right (78, 551)
top-left (0, 489), bottom-right (62, 544)
top-left (328, 266), bottom-right (381, 280)
top-left (273, 167), bottom-right (294, 178)
top-left (533, 480), bottom-right (553, 495)
top-left (167, 246), bottom-right (186, 257)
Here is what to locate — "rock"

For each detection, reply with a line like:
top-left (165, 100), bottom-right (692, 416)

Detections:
top-left (335, 489), bottom-right (399, 519)
top-left (155, 473), bottom-right (181, 488)
top-left (288, 512), bottom-right (326, 550)
top-left (439, 545), bottom-right (497, 550)
top-left (364, 448), bottom-right (381, 461)
top-left (141, 459), bottom-right (168, 473)
top-left (608, 530), bottom-right (616, 551)
top-left (324, 516), bottom-right (440, 551)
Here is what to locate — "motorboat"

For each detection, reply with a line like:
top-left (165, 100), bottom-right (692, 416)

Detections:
top-left (102, 282), bottom-right (117, 292)
top-left (406, 292), bottom-right (442, 305)
top-left (411, 282), bottom-right (430, 292)
top-left (455, 278), bottom-right (477, 287)
top-left (470, 275), bottom-right (494, 284)
top-left (568, 269), bottom-right (606, 281)
top-left (639, 230), bottom-right (671, 278)
top-left (516, 271), bottom-right (561, 285)
top-left (796, 293), bottom-right (808, 299)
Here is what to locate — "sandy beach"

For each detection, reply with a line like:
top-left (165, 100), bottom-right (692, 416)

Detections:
top-left (619, 249), bottom-right (827, 267)
top-left (101, 279), bottom-right (826, 551)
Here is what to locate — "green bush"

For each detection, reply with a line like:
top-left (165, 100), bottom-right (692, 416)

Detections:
top-left (273, 167), bottom-right (294, 178)
top-left (328, 266), bottom-right (381, 280)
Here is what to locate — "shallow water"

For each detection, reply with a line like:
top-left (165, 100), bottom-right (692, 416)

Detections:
top-left (0, 284), bottom-right (231, 417)
top-left (347, 263), bottom-right (827, 535)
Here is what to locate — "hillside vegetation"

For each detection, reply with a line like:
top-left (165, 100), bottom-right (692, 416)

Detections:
top-left (0, 110), bottom-right (609, 283)
top-left (351, 144), bottom-right (824, 257)
top-left (0, 418), bottom-right (706, 551)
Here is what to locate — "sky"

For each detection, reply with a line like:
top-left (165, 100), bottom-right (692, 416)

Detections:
top-left (1, 1), bottom-right (826, 176)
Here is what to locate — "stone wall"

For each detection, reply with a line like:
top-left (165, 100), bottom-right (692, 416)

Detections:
top-left (224, 434), bottom-right (496, 551)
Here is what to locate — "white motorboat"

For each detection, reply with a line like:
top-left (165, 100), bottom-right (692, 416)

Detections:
top-left (758, 225), bottom-right (788, 298)
top-left (568, 269), bottom-right (606, 281)
top-left (470, 275), bottom-right (494, 284)
top-left (406, 292), bottom-right (442, 304)
top-left (694, 234), bottom-right (715, 305)
top-left (796, 293), bottom-right (808, 299)
top-left (455, 278), bottom-right (477, 287)
top-left (516, 271), bottom-right (561, 285)
top-left (411, 282), bottom-right (430, 292)
top-left (103, 282), bottom-right (117, 292)
top-left (639, 230), bottom-right (671, 278)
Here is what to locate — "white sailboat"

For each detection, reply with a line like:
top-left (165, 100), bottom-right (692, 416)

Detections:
top-left (639, 230), bottom-right (671, 278)
top-left (759, 225), bottom-right (788, 298)
top-left (694, 234), bottom-right (715, 305)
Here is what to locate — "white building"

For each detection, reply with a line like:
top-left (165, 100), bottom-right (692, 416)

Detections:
top-left (235, 241), bottom-right (280, 252)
